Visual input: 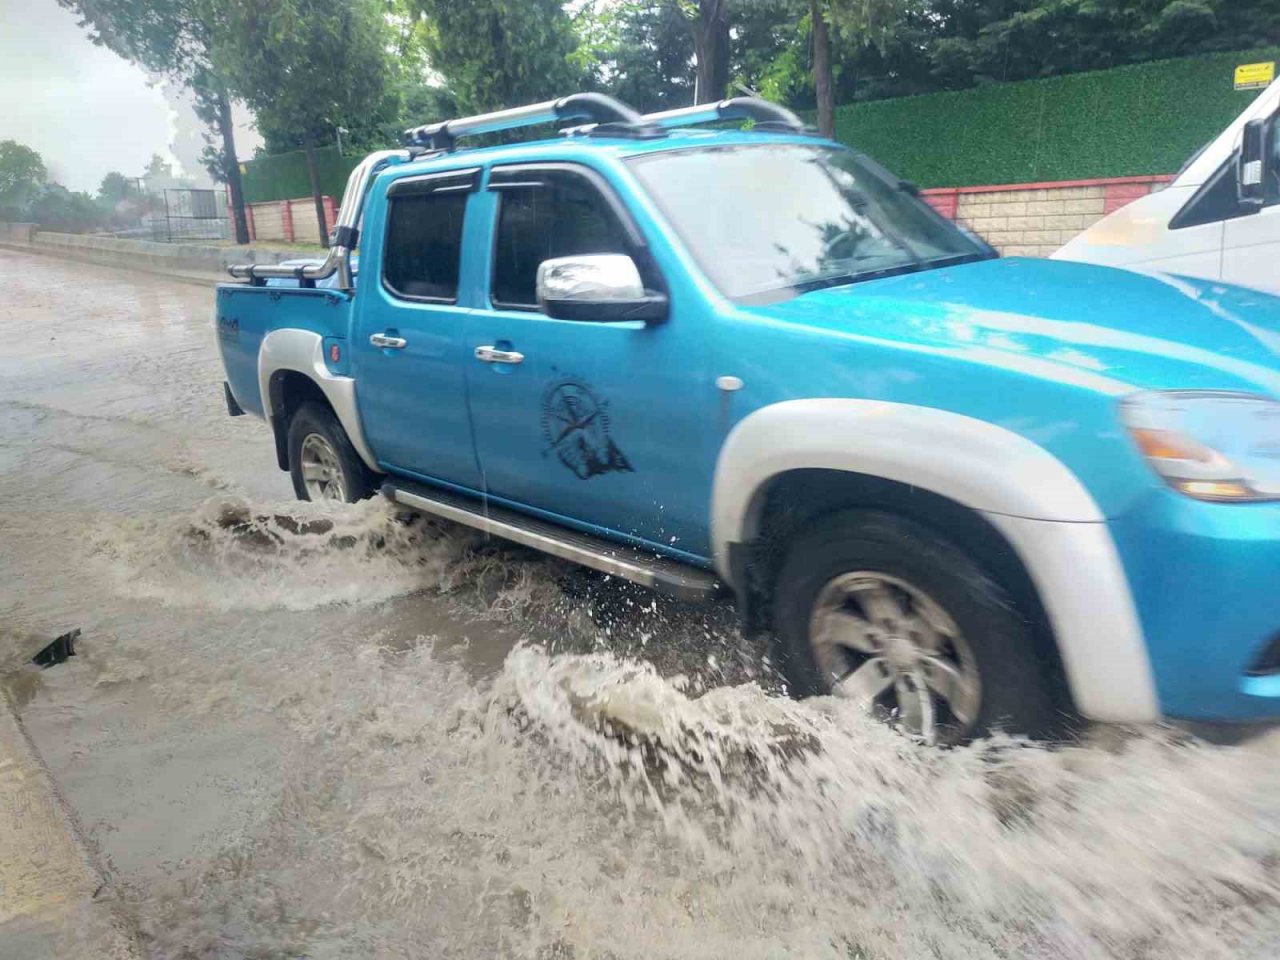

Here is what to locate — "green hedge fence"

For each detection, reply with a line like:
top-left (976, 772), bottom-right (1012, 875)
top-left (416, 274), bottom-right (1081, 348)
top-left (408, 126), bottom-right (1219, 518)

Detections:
top-left (832, 48), bottom-right (1278, 188)
top-left (240, 49), bottom-right (1277, 203)
top-left (240, 146), bottom-right (360, 205)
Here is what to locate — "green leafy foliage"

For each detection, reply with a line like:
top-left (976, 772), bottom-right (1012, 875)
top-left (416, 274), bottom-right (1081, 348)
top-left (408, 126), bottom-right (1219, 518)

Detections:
top-left (97, 171), bottom-right (135, 205)
top-left (410, 0), bottom-right (583, 116)
top-left (214, 0), bottom-right (393, 150)
top-left (579, 0), bottom-right (695, 112)
top-left (801, 0), bottom-right (1280, 107)
top-left (24, 185), bottom-right (106, 233)
top-left (828, 48), bottom-right (1280, 186)
top-left (0, 140), bottom-right (47, 212)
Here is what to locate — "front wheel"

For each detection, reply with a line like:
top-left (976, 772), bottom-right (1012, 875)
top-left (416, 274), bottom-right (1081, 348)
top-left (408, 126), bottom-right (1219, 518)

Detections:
top-left (771, 510), bottom-right (1064, 743)
top-left (286, 402), bottom-right (375, 503)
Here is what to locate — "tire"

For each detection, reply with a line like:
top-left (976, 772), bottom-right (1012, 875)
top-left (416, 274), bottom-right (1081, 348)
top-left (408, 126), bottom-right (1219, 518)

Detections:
top-left (286, 402), bottom-right (375, 503)
top-left (771, 509), bottom-right (1064, 742)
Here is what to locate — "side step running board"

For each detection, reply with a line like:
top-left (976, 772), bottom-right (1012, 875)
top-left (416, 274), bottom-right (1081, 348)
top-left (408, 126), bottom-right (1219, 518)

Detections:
top-left (382, 479), bottom-right (724, 603)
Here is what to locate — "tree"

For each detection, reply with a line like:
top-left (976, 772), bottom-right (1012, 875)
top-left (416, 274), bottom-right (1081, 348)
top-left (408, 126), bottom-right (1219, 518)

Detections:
top-left (143, 153), bottom-right (176, 182)
top-left (411, 0), bottom-right (583, 116)
top-left (810, 0), bottom-right (917, 136)
top-left (732, 0), bottom-right (809, 99)
top-left (796, 0), bottom-right (1280, 111)
top-left (688, 0), bottom-right (731, 102)
top-left (0, 141), bottom-right (47, 213)
top-left (811, 0), bottom-right (834, 135)
top-left (27, 184), bottom-right (105, 233)
top-left (578, 0), bottom-right (695, 113)
top-left (97, 171), bottom-right (133, 204)
top-left (59, 0), bottom-right (251, 244)
top-left (215, 0), bottom-right (393, 245)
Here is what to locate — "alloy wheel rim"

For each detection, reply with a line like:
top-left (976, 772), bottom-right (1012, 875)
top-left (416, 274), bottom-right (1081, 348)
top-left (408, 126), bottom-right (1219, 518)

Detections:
top-left (808, 572), bottom-right (981, 743)
top-left (299, 433), bottom-right (346, 502)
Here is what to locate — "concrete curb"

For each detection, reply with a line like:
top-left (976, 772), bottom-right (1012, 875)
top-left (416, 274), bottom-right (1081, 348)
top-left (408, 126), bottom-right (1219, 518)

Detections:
top-left (0, 240), bottom-right (223, 288)
top-left (0, 684), bottom-right (141, 958)
top-left (0, 222), bottom-right (320, 288)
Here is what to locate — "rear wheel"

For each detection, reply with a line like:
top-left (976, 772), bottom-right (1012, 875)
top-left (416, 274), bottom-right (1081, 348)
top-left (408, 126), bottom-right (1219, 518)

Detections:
top-left (286, 402), bottom-right (374, 503)
top-left (771, 510), bottom-right (1063, 743)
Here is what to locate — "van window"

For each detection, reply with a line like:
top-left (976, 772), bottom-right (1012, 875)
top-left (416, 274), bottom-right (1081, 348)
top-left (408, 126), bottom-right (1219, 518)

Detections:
top-left (491, 173), bottom-right (633, 309)
top-left (383, 190), bottom-right (467, 302)
top-left (1173, 119), bottom-right (1280, 229)
top-left (1269, 120), bottom-right (1280, 202)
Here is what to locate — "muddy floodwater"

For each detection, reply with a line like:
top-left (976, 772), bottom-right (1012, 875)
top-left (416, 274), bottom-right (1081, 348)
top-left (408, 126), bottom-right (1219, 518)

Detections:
top-left (4, 248), bottom-right (1280, 959)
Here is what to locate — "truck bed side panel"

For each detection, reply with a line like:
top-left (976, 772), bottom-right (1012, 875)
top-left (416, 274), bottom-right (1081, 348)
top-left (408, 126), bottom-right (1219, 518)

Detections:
top-left (215, 284), bottom-right (353, 416)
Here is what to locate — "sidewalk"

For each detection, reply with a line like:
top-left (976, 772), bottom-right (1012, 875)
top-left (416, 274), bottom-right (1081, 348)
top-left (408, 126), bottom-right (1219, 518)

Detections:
top-left (1, 632), bottom-right (140, 958)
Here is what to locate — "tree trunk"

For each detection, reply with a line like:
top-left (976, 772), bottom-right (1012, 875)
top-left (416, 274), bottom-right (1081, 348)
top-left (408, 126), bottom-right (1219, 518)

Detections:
top-left (693, 0), bottom-right (730, 104)
top-left (811, 0), bottom-right (835, 138)
top-left (303, 140), bottom-right (329, 247)
top-left (216, 91), bottom-right (250, 245)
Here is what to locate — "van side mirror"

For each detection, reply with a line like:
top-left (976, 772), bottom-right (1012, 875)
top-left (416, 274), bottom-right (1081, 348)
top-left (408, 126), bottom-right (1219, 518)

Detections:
top-left (1238, 118), bottom-right (1270, 206)
top-left (536, 254), bottom-right (668, 324)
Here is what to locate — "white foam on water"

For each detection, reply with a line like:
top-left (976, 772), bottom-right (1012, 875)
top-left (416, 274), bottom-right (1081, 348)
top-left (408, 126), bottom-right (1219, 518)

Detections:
top-left (36, 495), bottom-right (1280, 959)
top-left (121, 626), bottom-right (1280, 960)
top-left (500, 647), bottom-right (1280, 959)
top-left (85, 497), bottom-right (482, 611)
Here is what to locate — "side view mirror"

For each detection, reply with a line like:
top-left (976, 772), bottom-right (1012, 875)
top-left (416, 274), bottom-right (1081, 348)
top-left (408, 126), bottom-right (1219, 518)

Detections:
top-left (536, 254), bottom-right (668, 324)
top-left (1238, 118), bottom-right (1270, 206)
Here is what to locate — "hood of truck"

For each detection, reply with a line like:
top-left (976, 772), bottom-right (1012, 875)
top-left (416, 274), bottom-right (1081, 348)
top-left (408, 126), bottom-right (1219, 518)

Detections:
top-left (741, 257), bottom-right (1280, 396)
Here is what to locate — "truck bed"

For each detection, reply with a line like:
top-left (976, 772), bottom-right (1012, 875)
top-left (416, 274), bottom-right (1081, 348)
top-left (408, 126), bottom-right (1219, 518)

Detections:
top-left (215, 283), bottom-right (354, 417)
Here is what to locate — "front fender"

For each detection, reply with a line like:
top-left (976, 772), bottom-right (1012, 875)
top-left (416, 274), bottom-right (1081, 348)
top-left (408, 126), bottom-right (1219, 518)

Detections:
top-left (712, 399), bottom-right (1159, 723)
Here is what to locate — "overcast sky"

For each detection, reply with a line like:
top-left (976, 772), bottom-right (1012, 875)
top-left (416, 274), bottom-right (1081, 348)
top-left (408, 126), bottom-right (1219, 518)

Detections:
top-left (0, 0), bottom-right (260, 193)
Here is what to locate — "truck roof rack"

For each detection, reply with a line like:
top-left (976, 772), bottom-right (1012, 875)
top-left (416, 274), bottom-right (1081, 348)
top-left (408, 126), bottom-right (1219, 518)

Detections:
top-left (403, 93), bottom-right (662, 151)
top-left (560, 97), bottom-right (812, 139)
top-left (641, 97), bottom-right (810, 133)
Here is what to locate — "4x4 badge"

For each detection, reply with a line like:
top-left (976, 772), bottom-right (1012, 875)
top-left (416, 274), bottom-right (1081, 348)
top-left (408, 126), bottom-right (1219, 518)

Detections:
top-left (541, 377), bottom-right (634, 480)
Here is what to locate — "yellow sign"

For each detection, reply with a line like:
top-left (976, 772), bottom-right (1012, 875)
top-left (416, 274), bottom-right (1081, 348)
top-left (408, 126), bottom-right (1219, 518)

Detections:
top-left (1235, 61), bottom-right (1276, 91)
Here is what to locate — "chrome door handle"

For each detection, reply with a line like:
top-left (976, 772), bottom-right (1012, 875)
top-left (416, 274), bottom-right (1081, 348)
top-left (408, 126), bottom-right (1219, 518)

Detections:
top-left (370, 333), bottom-right (407, 349)
top-left (475, 345), bottom-right (524, 364)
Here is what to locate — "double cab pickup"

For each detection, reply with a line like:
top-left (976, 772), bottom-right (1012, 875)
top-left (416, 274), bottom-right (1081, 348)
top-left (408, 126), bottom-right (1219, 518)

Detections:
top-left (217, 93), bottom-right (1280, 742)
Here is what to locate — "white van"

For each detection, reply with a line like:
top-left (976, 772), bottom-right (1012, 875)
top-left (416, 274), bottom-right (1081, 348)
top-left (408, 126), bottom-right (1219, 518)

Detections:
top-left (1055, 77), bottom-right (1279, 293)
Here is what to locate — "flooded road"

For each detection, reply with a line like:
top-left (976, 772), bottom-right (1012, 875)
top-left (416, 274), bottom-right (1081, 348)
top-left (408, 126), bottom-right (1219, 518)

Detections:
top-left (4, 248), bottom-right (1280, 959)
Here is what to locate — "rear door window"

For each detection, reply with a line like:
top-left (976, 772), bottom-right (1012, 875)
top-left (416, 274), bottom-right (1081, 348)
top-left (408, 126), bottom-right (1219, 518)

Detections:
top-left (383, 189), bottom-right (468, 302)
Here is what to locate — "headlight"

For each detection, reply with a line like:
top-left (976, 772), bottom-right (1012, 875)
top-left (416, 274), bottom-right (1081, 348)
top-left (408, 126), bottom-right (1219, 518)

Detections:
top-left (1121, 391), bottom-right (1280, 502)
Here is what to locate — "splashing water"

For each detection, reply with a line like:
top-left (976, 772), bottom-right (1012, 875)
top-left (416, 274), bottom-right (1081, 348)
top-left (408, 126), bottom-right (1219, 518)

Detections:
top-left (112, 622), bottom-right (1280, 958)
top-left (84, 496), bottom-right (572, 613)
top-left (32, 497), bottom-right (1280, 959)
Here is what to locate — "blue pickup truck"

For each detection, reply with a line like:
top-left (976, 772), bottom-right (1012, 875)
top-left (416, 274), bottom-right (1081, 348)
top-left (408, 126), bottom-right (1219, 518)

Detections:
top-left (217, 93), bottom-right (1280, 743)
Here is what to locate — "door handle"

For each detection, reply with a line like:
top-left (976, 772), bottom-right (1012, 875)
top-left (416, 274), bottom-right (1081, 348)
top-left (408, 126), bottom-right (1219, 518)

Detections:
top-left (475, 345), bottom-right (524, 364)
top-left (370, 333), bottom-right (407, 349)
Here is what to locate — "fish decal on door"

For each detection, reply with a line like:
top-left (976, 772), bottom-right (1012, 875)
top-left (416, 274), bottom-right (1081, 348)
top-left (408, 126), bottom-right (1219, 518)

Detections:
top-left (541, 376), bottom-right (634, 480)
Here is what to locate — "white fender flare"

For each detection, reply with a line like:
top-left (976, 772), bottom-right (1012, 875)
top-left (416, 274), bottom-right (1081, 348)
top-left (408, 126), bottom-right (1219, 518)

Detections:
top-left (257, 329), bottom-right (379, 470)
top-left (712, 399), bottom-right (1159, 723)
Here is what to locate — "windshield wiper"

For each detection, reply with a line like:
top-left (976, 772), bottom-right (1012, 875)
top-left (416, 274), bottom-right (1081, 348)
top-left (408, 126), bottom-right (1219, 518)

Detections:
top-left (779, 251), bottom-right (996, 300)
top-left (790, 260), bottom-right (929, 294)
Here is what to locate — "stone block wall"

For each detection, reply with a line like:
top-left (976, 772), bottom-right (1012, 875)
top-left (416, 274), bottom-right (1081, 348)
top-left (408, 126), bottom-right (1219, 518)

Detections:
top-left (921, 176), bottom-right (1172, 257)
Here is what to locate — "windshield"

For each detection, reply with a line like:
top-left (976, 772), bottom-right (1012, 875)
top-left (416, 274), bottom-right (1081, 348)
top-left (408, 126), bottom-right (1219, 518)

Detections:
top-left (627, 143), bottom-right (992, 303)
